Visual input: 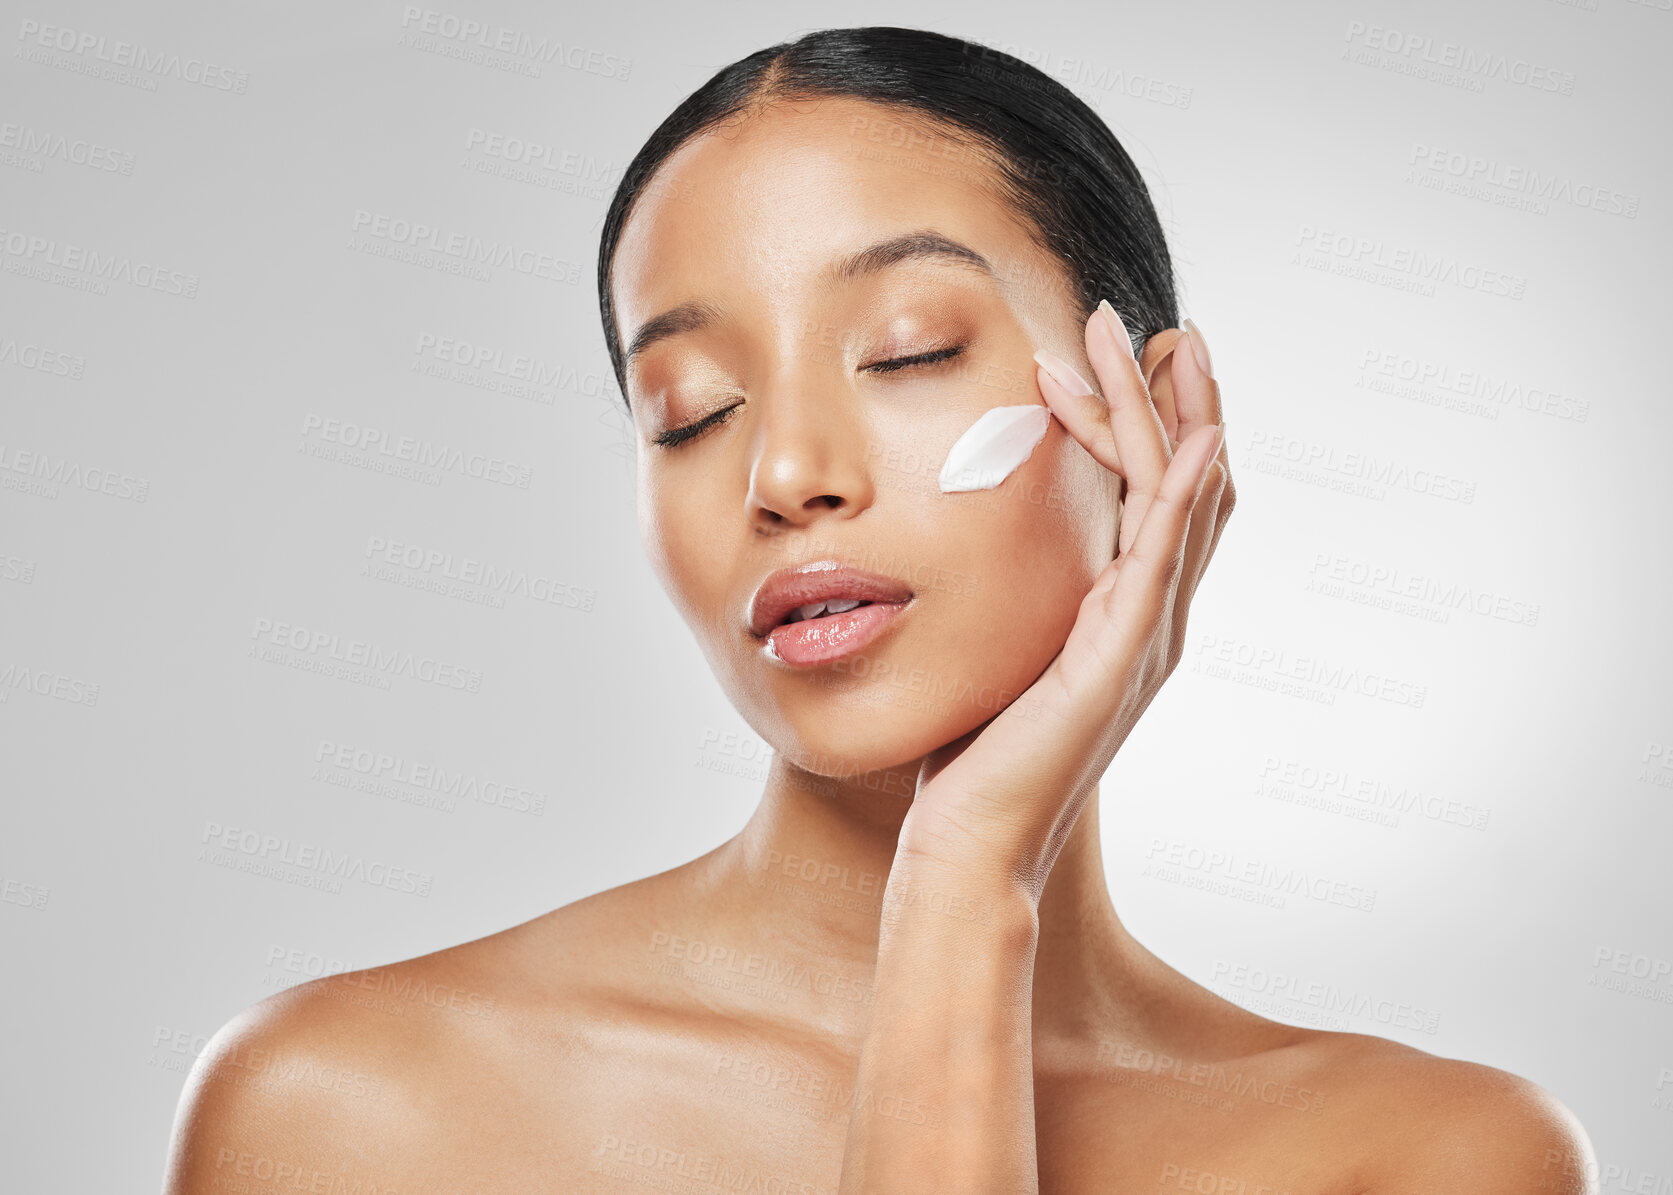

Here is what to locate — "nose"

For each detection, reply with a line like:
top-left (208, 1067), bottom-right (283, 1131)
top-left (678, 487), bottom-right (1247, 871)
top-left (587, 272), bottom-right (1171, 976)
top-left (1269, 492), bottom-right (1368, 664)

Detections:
top-left (744, 368), bottom-right (878, 532)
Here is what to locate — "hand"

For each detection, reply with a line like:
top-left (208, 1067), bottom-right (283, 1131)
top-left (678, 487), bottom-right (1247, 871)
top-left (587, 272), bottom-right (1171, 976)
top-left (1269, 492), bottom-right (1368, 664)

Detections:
top-left (900, 302), bottom-right (1235, 896)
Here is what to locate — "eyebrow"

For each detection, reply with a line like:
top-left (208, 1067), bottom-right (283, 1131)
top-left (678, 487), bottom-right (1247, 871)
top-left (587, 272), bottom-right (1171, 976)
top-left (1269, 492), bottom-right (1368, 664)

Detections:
top-left (623, 230), bottom-right (997, 367)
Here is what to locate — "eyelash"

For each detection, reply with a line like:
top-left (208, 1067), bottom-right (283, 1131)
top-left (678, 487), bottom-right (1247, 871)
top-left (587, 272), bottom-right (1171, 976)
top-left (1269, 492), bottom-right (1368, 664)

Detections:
top-left (653, 343), bottom-right (970, 449)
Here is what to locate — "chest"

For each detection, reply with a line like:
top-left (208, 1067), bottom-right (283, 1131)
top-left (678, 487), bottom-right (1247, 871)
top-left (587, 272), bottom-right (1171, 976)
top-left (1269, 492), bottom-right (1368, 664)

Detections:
top-left (412, 1038), bottom-right (1367, 1194)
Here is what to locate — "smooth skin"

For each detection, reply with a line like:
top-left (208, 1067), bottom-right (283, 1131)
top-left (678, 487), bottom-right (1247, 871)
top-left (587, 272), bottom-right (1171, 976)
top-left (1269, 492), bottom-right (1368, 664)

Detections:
top-left (162, 97), bottom-right (1596, 1194)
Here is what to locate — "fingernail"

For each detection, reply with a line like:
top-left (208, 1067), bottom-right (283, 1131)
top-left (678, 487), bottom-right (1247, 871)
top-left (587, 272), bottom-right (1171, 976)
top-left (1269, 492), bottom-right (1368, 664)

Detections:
top-left (1032, 348), bottom-right (1095, 397)
top-left (1181, 317), bottom-right (1214, 379)
top-left (1097, 299), bottom-right (1136, 362)
top-left (1192, 424), bottom-right (1223, 487)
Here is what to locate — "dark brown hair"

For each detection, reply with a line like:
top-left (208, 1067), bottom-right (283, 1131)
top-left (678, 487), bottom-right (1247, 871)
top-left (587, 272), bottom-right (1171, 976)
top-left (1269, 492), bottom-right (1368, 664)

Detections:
top-left (596, 24), bottom-right (1178, 411)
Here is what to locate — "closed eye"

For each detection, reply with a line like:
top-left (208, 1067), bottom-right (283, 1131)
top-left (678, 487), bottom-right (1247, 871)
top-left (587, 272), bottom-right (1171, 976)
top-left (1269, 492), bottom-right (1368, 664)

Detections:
top-left (864, 343), bottom-right (968, 374)
top-left (653, 342), bottom-right (971, 448)
top-left (653, 404), bottom-right (738, 448)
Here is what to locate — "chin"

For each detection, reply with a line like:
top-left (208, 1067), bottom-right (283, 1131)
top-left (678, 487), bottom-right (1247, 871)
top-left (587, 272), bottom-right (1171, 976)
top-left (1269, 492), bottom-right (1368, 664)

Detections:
top-left (783, 701), bottom-right (971, 781)
top-left (719, 631), bottom-right (1052, 794)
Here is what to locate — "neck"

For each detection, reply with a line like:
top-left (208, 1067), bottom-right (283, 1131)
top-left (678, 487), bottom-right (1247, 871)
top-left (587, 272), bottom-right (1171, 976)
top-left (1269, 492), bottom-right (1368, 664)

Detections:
top-left (698, 753), bottom-right (1156, 1048)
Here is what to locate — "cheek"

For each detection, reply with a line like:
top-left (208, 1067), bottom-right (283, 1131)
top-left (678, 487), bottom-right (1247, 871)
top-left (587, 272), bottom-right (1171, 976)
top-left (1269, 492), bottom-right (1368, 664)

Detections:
top-left (906, 423), bottom-right (1115, 699)
top-left (992, 428), bottom-right (1111, 630)
top-left (965, 421), bottom-right (1112, 585)
top-left (638, 475), bottom-right (732, 630)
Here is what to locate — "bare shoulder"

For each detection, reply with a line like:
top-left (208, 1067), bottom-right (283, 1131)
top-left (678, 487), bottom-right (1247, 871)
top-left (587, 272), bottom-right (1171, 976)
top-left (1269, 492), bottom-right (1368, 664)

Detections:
top-left (1300, 1030), bottom-right (1599, 1193)
top-left (161, 869), bottom-right (684, 1194)
top-left (160, 967), bottom-right (446, 1194)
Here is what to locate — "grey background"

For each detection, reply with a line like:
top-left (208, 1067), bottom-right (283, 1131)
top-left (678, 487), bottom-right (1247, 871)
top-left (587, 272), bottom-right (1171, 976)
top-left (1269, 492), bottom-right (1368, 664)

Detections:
top-left (1, 0), bottom-right (1669, 1188)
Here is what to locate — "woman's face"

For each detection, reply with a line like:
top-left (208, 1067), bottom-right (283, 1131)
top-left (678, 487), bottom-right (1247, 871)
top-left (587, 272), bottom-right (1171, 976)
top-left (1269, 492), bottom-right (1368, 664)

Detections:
top-left (611, 96), bottom-right (1120, 781)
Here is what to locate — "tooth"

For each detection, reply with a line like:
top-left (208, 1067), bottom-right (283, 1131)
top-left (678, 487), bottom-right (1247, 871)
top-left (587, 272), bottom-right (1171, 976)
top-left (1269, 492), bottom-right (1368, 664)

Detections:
top-left (787, 597), bottom-right (863, 624)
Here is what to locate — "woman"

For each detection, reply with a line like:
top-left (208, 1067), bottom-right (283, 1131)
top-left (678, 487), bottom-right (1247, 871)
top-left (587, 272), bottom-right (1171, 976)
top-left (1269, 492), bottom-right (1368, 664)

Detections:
top-left (164, 26), bottom-right (1596, 1193)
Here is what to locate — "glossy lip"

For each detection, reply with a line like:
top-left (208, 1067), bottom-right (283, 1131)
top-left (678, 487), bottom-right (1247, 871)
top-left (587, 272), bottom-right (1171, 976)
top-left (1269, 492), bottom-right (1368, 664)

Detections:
top-left (747, 560), bottom-right (915, 640)
top-left (764, 600), bottom-right (911, 668)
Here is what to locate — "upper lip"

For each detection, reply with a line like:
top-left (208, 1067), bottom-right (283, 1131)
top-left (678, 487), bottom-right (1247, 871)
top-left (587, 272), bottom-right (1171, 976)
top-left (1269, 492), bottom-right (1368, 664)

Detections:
top-left (747, 560), bottom-right (915, 638)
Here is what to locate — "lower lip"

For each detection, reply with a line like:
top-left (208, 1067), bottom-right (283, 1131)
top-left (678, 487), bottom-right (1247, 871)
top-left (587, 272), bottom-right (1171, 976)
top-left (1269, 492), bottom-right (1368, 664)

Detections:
top-left (763, 600), bottom-right (912, 667)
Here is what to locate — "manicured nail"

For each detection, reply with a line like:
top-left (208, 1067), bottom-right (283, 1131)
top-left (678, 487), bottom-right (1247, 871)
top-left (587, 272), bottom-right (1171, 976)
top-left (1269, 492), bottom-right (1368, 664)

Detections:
top-left (1193, 423), bottom-right (1223, 487)
top-left (1033, 348), bottom-right (1095, 397)
top-left (1181, 317), bottom-right (1214, 379)
top-left (1097, 299), bottom-right (1136, 362)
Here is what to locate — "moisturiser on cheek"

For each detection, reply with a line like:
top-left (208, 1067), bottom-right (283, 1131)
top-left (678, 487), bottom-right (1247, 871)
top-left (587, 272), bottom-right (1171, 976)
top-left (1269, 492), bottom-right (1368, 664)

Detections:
top-left (937, 404), bottom-right (1053, 493)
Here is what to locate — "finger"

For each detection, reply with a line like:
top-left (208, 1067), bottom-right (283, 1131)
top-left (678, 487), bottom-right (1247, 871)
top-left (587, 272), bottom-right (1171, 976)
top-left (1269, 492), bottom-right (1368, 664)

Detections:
top-left (1058, 422), bottom-right (1223, 702)
top-left (1151, 336), bottom-right (1183, 442)
top-left (1089, 428), bottom-right (1195, 603)
top-left (1172, 319), bottom-right (1222, 441)
top-left (1172, 317), bottom-right (1235, 559)
top-left (1086, 301), bottom-right (1171, 559)
top-left (1033, 351), bottom-right (1124, 475)
top-left (1172, 457), bottom-right (1228, 655)
top-left (909, 423), bottom-right (1224, 855)
top-left (1105, 420), bottom-right (1222, 630)
top-left (1032, 355), bottom-right (1174, 611)
top-left (1141, 422), bottom-right (1224, 640)
top-left (922, 425), bottom-right (1225, 843)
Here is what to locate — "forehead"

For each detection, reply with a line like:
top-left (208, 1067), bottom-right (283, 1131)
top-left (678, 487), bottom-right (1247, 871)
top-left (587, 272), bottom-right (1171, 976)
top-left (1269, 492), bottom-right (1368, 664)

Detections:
top-left (610, 97), bottom-right (1059, 342)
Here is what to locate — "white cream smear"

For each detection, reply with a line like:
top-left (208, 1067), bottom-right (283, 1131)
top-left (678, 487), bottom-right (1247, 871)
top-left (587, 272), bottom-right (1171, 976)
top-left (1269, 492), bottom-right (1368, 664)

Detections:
top-left (937, 404), bottom-right (1052, 492)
